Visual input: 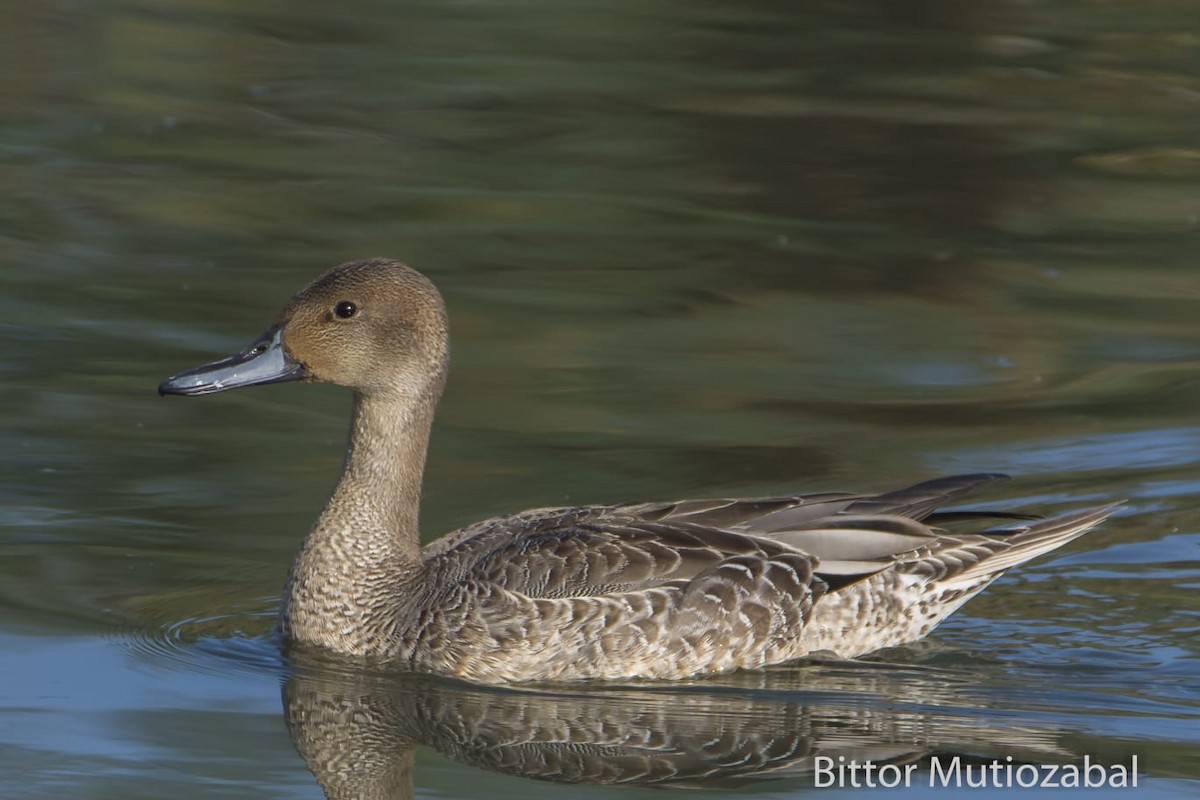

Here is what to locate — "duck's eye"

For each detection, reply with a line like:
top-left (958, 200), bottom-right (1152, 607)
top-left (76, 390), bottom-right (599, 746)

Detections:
top-left (334, 300), bottom-right (358, 319)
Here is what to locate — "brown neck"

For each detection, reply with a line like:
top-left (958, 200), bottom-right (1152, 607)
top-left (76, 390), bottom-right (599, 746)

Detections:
top-left (315, 388), bottom-right (438, 564)
top-left (281, 387), bottom-right (436, 644)
top-left (281, 363), bottom-right (448, 651)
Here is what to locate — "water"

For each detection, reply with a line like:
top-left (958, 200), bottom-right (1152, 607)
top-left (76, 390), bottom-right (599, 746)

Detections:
top-left (3, 0), bottom-right (1199, 796)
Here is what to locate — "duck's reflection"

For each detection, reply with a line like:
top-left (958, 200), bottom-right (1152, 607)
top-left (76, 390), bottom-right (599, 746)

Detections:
top-left (283, 656), bottom-right (1071, 799)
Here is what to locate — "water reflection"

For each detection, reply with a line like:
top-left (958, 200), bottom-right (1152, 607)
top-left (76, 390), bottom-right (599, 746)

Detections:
top-left (3, 0), bottom-right (1200, 794)
top-left (283, 657), bottom-right (1075, 798)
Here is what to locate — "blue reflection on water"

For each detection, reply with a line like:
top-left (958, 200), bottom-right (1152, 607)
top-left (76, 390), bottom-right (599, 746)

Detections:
top-left (933, 428), bottom-right (1200, 475)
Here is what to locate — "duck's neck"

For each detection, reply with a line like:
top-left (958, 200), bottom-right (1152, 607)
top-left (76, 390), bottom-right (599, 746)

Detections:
top-left (283, 385), bottom-right (441, 649)
top-left (323, 390), bottom-right (439, 560)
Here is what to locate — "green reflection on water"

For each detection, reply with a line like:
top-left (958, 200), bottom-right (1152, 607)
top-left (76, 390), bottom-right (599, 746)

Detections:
top-left (1, 0), bottom-right (1199, 796)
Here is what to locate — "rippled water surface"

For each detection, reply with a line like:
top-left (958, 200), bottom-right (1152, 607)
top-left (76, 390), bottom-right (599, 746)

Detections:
top-left (3, 1), bottom-right (1199, 797)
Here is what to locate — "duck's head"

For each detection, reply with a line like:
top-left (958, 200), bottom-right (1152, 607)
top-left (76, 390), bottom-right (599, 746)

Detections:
top-left (159, 258), bottom-right (449, 400)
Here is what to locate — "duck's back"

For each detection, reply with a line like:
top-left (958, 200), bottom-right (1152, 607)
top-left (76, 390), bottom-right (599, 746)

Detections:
top-left (401, 474), bottom-right (1112, 682)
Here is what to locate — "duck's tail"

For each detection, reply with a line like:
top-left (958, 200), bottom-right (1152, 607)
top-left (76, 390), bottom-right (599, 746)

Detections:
top-left (913, 502), bottom-right (1122, 587)
top-left (799, 501), bottom-right (1120, 659)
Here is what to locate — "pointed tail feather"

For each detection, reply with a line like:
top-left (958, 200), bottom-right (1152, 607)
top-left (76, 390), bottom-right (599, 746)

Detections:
top-left (947, 502), bottom-right (1122, 585)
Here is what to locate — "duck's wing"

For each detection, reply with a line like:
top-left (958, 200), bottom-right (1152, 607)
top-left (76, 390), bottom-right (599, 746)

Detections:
top-left (427, 506), bottom-right (809, 599)
top-left (625, 472), bottom-right (1115, 587)
top-left (425, 473), bottom-right (1037, 598)
top-left (628, 473), bottom-right (1017, 532)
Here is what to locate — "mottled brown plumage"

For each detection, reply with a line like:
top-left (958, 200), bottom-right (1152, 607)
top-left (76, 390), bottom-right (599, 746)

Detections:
top-left (160, 258), bottom-right (1117, 683)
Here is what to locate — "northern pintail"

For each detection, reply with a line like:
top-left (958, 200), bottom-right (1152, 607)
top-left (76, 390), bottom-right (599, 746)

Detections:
top-left (160, 258), bottom-right (1116, 683)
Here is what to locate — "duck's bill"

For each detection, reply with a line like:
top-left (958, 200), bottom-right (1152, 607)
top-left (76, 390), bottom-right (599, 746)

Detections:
top-left (159, 328), bottom-right (307, 397)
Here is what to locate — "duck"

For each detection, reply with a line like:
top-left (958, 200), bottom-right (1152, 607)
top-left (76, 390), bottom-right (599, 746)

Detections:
top-left (159, 258), bottom-right (1117, 683)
